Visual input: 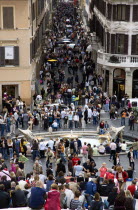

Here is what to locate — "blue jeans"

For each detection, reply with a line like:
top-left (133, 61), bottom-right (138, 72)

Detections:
top-left (9, 148), bottom-right (13, 159)
top-left (69, 120), bottom-right (73, 129)
top-left (3, 148), bottom-right (8, 160)
top-left (0, 124), bottom-right (5, 136)
top-left (133, 150), bottom-right (138, 159)
top-left (6, 124), bottom-right (10, 132)
top-left (33, 150), bottom-right (39, 160)
top-left (93, 116), bottom-right (97, 125)
top-left (60, 152), bottom-right (66, 163)
top-left (121, 117), bottom-right (125, 126)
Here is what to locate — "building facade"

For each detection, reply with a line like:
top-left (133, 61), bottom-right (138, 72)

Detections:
top-left (0, 0), bottom-right (51, 107)
top-left (89, 0), bottom-right (138, 100)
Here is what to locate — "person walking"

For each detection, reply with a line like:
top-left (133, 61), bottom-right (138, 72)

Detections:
top-left (109, 140), bottom-right (116, 161)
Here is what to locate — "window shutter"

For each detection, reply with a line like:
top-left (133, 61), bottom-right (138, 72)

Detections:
top-left (133, 6), bottom-right (138, 21)
top-left (14, 46), bottom-right (19, 66)
top-left (0, 47), bottom-right (5, 66)
top-left (107, 4), bottom-right (112, 20)
top-left (124, 35), bottom-right (128, 54)
top-left (113, 5), bottom-right (116, 21)
top-left (131, 35), bottom-right (137, 55)
top-left (111, 34), bottom-right (116, 54)
top-left (125, 5), bottom-right (130, 21)
top-left (30, 42), bottom-right (32, 62)
top-left (3, 7), bottom-right (14, 29)
top-left (107, 32), bottom-right (110, 53)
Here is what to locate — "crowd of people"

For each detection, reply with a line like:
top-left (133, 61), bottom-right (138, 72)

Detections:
top-left (0, 1), bottom-right (138, 210)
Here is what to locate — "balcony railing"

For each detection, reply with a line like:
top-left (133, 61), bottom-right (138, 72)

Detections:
top-left (97, 50), bottom-right (138, 67)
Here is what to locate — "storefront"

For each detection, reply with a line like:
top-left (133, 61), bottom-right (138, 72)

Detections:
top-left (132, 70), bottom-right (138, 98)
top-left (113, 68), bottom-right (126, 100)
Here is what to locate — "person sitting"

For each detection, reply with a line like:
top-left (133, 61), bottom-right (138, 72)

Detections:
top-left (99, 121), bottom-right (105, 135)
top-left (44, 183), bottom-right (61, 210)
top-left (93, 145), bottom-right (98, 155)
top-left (98, 144), bottom-right (105, 155)
top-left (114, 190), bottom-right (126, 210)
top-left (11, 185), bottom-right (28, 207)
top-left (70, 190), bottom-right (82, 210)
top-left (105, 144), bottom-right (111, 154)
top-left (52, 120), bottom-right (58, 131)
top-left (98, 179), bottom-right (109, 196)
top-left (29, 180), bottom-right (46, 209)
top-left (46, 175), bottom-right (54, 192)
top-left (89, 192), bottom-right (103, 210)
top-left (125, 190), bottom-right (136, 210)
top-left (0, 184), bottom-right (10, 209)
top-left (107, 187), bottom-right (118, 208)
top-left (127, 180), bottom-right (137, 196)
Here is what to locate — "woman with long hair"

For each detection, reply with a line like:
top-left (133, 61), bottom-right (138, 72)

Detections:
top-left (125, 190), bottom-right (136, 210)
top-left (114, 190), bottom-right (126, 210)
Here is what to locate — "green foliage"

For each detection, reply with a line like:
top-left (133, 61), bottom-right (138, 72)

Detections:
top-left (132, 107), bottom-right (138, 120)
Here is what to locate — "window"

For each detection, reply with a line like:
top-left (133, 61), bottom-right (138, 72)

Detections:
top-left (116, 34), bottom-right (128, 54)
top-left (132, 35), bottom-right (138, 55)
top-left (116, 34), bottom-right (125, 53)
top-left (0, 46), bottom-right (19, 67)
top-left (117, 5), bottom-right (126, 21)
top-left (113, 5), bottom-right (130, 21)
top-left (3, 7), bottom-right (14, 29)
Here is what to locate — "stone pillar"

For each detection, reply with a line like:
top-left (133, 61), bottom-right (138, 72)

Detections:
top-left (108, 70), bottom-right (113, 96)
top-left (125, 68), bottom-right (132, 98)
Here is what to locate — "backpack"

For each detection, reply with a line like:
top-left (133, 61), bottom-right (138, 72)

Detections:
top-left (134, 187), bottom-right (138, 198)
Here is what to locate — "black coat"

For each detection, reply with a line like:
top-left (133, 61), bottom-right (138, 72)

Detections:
top-left (11, 189), bottom-right (28, 207)
top-left (0, 190), bottom-right (10, 209)
top-left (107, 191), bottom-right (118, 206)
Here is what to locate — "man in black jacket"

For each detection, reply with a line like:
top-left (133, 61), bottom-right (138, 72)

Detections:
top-left (0, 184), bottom-right (10, 209)
top-left (127, 147), bottom-right (135, 171)
top-left (107, 187), bottom-right (118, 207)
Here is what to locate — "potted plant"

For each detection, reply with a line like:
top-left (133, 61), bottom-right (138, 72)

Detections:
top-left (109, 55), bottom-right (120, 63)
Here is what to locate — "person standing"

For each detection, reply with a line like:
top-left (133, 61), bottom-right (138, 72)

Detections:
top-left (109, 140), bottom-right (116, 161)
top-left (121, 109), bottom-right (127, 126)
top-left (46, 147), bottom-right (54, 168)
top-left (129, 113), bottom-right (135, 131)
top-left (132, 139), bottom-right (138, 159)
top-left (7, 138), bottom-right (13, 159)
top-left (127, 147), bottom-right (135, 171)
top-left (32, 139), bottom-right (39, 161)
top-left (22, 112), bottom-right (29, 129)
top-left (10, 116), bottom-right (16, 135)
top-left (82, 142), bottom-right (88, 163)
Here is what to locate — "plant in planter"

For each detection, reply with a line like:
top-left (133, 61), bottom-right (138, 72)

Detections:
top-left (132, 107), bottom-right (138, 122)
top-left (109, 55), bottom-right (120, 63)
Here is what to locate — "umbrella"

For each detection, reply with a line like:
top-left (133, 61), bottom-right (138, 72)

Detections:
top-left (86, 45), bottom-right (92, 52)
top-left (47, 59), bottom-right (58, 62)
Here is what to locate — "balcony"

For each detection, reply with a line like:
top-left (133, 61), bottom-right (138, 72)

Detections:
top-left (97, 50), bottom-right (138, 68)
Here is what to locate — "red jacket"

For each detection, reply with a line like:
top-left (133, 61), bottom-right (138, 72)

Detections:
top-left (45, 190), bottom-right (61, 210)
top-left (116, 171), bottom-right (128, 182)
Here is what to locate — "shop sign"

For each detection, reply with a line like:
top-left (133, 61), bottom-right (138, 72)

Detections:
top-left (5, 46), bottom-right (14, 60)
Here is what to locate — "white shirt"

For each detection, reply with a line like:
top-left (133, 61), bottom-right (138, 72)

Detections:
top-left (65, 189), bottom-right (74, 208)
top-left (39, 174), bottom-right (46, 184)
top-left (48, 140), bottom-right (54, 150)
top-left (14, 112), bottom-right (19, 120)
top-left (39, 142), bottom-right (46, 150)
top-left (110, 142), bottom-right (116, 150)
top-left (74, 165), bottom-right (83, 176)
top-left (18, 180), bottom-right (27, 190)
top-left (121, 143), bottom-right (126, 151)
top-left (61, 110), bottom-right (66, 119)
